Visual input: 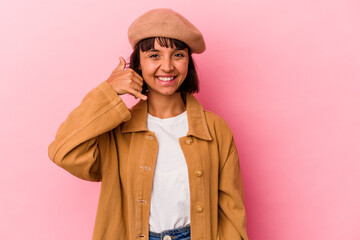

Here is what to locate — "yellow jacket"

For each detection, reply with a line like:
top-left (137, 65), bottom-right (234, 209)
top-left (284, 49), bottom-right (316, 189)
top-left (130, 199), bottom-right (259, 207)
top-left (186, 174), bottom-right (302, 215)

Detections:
top-left (48, 80), bottom-right (248, 240)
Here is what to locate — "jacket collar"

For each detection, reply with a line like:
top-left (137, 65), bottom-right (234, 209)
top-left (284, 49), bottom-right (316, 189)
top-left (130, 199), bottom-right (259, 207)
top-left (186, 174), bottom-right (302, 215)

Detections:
top-left (121, 93), bottom-right (212, 141)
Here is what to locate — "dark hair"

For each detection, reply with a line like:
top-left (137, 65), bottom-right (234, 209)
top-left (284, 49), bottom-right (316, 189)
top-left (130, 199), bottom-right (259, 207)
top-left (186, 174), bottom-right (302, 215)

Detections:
top-left (129, 37), bottom-right (199, 96)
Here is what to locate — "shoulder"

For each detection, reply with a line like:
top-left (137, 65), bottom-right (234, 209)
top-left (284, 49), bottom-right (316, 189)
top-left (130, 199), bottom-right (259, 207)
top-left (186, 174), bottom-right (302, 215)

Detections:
top-left (204, 109), bottom-right (231, 129)
top-left (185, 93), bottom-right (234, 142)
top-left (202, 109), bottom-right (238, 160)
top-left (203, 109), bottom-right (234, 140)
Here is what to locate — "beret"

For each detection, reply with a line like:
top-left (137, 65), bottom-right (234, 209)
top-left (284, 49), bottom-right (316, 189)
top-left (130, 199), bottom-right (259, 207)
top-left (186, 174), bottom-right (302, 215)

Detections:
top-left (128, 8), bottom-right (206, 54)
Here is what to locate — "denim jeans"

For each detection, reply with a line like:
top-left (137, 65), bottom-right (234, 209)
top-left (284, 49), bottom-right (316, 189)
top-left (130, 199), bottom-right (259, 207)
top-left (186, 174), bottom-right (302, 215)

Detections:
top-left (149, 224), bottom-right (191, 240)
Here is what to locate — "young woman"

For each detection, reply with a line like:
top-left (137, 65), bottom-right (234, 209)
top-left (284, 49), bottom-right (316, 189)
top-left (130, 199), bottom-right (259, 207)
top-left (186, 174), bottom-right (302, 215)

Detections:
top-left (48, 8), bottom-right (248, 240)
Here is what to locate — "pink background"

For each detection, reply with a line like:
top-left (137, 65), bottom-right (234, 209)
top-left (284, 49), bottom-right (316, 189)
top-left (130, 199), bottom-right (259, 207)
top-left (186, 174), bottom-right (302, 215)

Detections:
top-left (1, 0), bottom-right (359, 239)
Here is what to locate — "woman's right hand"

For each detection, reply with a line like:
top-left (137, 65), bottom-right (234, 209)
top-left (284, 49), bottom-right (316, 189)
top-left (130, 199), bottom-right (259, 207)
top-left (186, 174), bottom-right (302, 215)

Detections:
top-left (106, 57), bottom-right (147, 100)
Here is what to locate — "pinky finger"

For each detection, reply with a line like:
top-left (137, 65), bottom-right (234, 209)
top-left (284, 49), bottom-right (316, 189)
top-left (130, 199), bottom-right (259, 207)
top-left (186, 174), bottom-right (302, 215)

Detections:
top-left (129, 89), bottom-right (147, 101)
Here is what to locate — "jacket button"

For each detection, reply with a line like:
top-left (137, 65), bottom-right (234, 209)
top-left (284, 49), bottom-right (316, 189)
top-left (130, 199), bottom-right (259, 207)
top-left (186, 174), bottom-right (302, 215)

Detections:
top-left (145, 135), bottom-right (153, 140)
top-left (194, 169), bottom-right (203, 177)
top-left (195, 205), bottom-right (204, 213)
top-left (184, 137), bottom-right (193, 145)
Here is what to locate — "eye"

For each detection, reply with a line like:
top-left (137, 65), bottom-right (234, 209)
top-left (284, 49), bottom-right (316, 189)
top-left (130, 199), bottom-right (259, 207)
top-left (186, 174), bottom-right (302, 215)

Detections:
top-left (149, 54), bottom-right (159, 58)
top-left (174, 53), bottom-right (185, 57)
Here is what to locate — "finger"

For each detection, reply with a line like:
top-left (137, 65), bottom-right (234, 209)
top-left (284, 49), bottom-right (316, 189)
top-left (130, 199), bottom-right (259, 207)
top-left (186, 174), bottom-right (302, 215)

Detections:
top-left (114, 57), bottom-right (126, 72)
top-left (130, 81), bottom-right (143, 93)
top-left (130, 69), bottom-right (144, 82)
top-left (128, 88), bottom-right (148, 101)
top-left (131, 75), bottom-right (143, 87)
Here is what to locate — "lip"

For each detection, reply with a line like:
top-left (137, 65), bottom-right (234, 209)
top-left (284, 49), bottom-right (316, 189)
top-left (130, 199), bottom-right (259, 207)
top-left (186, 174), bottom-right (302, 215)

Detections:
top-left (156, 75), bottom-right (177, 78)
top-left (156, 76), bottom-right (177, 85)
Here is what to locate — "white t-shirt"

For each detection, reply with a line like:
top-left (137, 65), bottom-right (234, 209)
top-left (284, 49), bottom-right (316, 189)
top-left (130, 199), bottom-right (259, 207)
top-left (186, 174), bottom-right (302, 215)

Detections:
top-left (147, 111), bottom-right (190, 233)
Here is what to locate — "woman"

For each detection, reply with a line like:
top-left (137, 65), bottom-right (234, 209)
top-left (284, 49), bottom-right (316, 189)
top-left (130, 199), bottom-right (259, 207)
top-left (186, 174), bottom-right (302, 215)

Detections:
top-left (48, 8), bottom-right (248, 240)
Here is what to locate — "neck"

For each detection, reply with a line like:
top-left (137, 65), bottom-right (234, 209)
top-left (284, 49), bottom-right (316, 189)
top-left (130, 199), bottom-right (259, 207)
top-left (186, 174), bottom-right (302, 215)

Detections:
top-left (147, 91), bottom-right (186, 119)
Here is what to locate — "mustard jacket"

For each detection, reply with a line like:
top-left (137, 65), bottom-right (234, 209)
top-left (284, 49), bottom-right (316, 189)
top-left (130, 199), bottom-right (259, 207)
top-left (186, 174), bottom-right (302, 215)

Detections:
top-left (48, 80), bottom-right (248, 240)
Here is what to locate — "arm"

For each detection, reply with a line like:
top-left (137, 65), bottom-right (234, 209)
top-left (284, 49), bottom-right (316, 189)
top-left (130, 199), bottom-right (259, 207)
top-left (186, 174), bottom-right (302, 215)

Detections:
top-left (218, 138), bottom-right (249, 240)
top-left (48, 80), bottom-right (131, 181)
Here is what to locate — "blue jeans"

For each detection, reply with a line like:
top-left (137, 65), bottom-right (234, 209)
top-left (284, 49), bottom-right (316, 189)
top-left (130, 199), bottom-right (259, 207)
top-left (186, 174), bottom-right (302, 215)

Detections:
top-left (149, 224), bottom-right (191, 240)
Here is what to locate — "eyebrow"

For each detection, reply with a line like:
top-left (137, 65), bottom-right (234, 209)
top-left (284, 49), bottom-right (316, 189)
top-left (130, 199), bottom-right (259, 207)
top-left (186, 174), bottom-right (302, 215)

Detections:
top-left (146, 48), bottom-right (186, 52)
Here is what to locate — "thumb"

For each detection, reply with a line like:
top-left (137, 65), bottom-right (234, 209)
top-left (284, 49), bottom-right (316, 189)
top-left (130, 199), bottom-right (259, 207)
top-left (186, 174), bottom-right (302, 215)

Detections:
top-left (115, 56), bottom-right (126, 71)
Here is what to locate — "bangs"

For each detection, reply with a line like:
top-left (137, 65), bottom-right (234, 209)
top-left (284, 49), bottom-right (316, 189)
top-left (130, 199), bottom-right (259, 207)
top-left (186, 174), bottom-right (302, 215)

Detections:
top-left (139, 37), bottom-right (189, 52)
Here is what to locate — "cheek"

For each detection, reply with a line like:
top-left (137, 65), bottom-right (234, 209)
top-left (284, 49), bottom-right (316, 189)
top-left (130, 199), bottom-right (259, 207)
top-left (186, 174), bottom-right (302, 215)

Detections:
top-left (141, 66), bottom-right (156, 78)
top-left (179, 61), bottom-right (189, 76)
top-left (139, 56), bottom-right (153, 75)
top-left (140, 60), bottom-right (157, 75)
top-left (139, 64), bottom-right (158, 85)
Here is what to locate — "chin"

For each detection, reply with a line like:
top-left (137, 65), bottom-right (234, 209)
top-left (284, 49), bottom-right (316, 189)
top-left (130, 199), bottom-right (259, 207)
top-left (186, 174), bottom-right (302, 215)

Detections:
top-left (149, 89), bottom-right (179, 97)
top-left (160, 91), bottom-right (178, 96)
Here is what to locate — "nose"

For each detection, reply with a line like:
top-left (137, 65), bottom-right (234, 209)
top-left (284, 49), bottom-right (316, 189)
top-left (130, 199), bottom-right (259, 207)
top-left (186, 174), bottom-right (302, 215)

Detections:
top-left (160, 56), bottom-right (175, 72)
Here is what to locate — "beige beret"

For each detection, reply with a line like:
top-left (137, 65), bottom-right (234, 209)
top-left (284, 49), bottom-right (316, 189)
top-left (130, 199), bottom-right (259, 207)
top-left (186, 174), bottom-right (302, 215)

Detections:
top-left (128, 8), bottom-right (206, 54)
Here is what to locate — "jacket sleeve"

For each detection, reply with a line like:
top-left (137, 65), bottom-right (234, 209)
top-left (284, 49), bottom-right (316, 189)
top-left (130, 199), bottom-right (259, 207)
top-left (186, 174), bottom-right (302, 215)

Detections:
top-left (48, 80), bottom-right (131, 181)
top-left (218, 137), bottom-right (249, 240)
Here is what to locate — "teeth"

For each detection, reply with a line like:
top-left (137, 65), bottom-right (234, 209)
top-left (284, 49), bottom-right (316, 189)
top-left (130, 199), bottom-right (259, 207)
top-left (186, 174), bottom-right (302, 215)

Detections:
top-left (157, 76), bottom-right (175, 81)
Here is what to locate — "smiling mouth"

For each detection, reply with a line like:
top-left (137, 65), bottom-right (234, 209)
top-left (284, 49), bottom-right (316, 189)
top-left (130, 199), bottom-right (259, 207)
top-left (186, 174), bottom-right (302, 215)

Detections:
top-left (156, 76), bottom-right (177, 82)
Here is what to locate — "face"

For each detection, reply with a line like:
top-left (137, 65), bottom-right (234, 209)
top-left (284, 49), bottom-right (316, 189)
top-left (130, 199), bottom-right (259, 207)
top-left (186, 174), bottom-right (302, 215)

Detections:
top-left (139, 40), bottom-right (189, 97)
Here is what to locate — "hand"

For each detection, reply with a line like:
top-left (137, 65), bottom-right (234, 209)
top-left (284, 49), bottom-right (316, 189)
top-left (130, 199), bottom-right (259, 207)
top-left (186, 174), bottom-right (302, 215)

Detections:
top-left (106, 57), bottom-right (147, 100)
